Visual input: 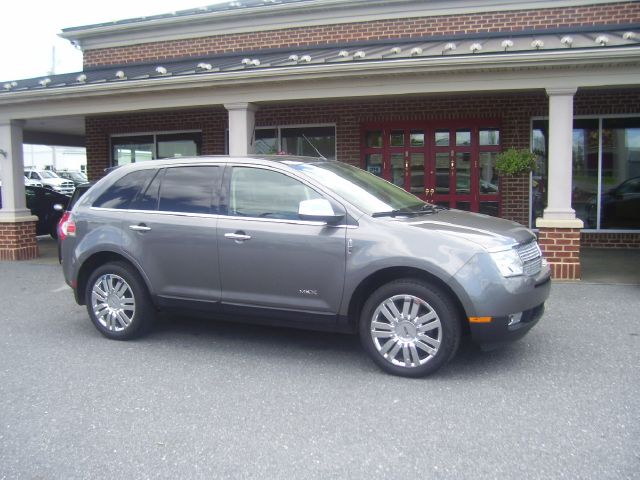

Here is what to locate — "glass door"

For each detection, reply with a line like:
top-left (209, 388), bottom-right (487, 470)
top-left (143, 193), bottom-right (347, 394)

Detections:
top-left (362, 123), bottom-right (501, 215)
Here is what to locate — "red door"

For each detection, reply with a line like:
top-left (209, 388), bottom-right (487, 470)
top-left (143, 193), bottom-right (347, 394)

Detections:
top-left (362, 122), bottom-right (501, 216)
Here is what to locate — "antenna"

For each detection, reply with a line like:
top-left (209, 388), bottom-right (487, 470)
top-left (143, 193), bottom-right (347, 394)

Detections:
top-left (302, 134), bottom-right (326, 160)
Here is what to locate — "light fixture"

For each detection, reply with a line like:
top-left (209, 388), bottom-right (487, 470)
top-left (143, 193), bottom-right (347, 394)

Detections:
top-left (76, 74), bottom-right (87, 83)
top-left (595, 35), bottom-right (609, 46)
top-left (501, 39), bottom-right (514, 50)
top-left (197, 63), bottom-right (212, 71)
top-left (155, 66), bottom-right (168, 75)
top-left (443, 42), bottom-right (456, 53)
top-left (338, 50), bottom-right (349, 57)
top-left (410, 47), bottom-right (422, 56)
top-left (241, 58), bottom-right (252, 65)
top-left (300, 55), bottom-right (311, 62)
top-left (623, 31), bottom-right (637, 40)
top-left (288, 54), bottom-right (299, 62)
top-left (531, 39), bottom-right (544, 49)
top-left (561, 36), bottom-right (574, 47)
top-left (39, 78), bottom-right (51, 87)
top-left (390, 47), bottom-right (402, 54)
top-left (3, 82), bottom-right (12, 90)
top-left (353, 51), bottom-right (366, 59)
top-left (229, 1), bottom-right (242, 6)
top-left (251, 59), bottom-right (261, 66)
top-left (470, 43), bottom-right (482, 53)
top-left (114, 70), bottom-right (126, 79)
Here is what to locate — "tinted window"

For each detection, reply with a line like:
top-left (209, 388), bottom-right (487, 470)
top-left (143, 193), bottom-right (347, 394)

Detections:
top-left (229, 167), bottom-right (321, 220)
top-left (158, 166), bottom-right (219, 214)
top-left (93, 170), bottom-right (155, 209)
top-left (130, 171), bottom-right (161, 211)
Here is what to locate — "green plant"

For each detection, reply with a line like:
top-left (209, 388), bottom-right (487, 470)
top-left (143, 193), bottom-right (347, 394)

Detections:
top-left (494, 148), bottom-right (536, 175)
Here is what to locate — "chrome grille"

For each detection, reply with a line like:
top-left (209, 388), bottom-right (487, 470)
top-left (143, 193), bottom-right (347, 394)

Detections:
top-left (516, 241), bottom-right (542, 276)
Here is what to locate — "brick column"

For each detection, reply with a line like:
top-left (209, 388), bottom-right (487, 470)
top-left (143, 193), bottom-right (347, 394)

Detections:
top-left (0, 220), bottom-right (38, 260)
top-left (0, 119), bottom-right (39, 260)
top-left (537, 227), bottom-right (581, 280)
top-left (536, 88), bottom-right (582, 280)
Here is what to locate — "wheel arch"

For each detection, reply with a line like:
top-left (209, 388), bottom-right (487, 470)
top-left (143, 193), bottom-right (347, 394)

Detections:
top-left (346, 266), bottom-right (470, 336)
top-left (76, 251), bottom-right (152, 306)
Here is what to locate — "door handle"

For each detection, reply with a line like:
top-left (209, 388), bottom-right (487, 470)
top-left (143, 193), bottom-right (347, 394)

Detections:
top-left (224, 232), bottom-right (252, 241)
top-left (129, 224), bottom-right (151, 232)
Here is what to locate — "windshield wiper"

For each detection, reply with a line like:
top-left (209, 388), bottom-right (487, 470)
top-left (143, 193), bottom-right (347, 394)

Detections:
top-left (372, 203), bottom-right (445, 218)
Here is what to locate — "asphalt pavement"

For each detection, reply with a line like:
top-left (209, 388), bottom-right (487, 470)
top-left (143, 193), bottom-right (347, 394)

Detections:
top-left (0, 259), bottom-right (638, 479)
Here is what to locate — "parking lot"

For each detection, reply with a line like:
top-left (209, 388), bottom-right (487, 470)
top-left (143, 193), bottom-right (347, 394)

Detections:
top-left (1, 252), bottom-right (639, 479)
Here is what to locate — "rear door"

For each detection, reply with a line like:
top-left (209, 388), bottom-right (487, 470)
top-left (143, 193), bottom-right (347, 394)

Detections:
top-left (117, 165), bottom-right (223, 307)
top-left (217, 165), bottom-right (347, 320)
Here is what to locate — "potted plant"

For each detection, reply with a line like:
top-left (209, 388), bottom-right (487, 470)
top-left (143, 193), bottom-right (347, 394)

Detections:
top-left (494, 148), bottom-right (537, 176)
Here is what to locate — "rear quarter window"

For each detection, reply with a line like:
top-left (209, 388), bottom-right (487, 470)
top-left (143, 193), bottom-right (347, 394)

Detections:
top-left (93, 170), bottom-right (156, 209)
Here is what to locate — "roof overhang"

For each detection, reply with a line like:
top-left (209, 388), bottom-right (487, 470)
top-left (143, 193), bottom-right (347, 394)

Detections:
top-left (59, 0), bottom-right (628, 50)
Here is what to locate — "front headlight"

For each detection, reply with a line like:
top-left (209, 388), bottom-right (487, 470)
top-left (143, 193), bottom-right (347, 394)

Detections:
top-left (489, 248), bottom-right (523, 277)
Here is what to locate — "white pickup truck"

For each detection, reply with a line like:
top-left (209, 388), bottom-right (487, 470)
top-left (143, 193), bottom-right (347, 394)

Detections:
top-left (24, 169), bottom-right (75, 195)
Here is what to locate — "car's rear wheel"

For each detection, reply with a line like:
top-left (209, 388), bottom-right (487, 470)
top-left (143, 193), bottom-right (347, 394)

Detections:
top-left (85, 262), bottom-right (155, 340)
top-left (359, 279), bottom-right (461, 377)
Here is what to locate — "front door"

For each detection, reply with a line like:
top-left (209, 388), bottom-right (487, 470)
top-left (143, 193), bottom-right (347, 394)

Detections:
top-left (217, 165), bottom-right (347, 321)
top-left (362, 123), bottom-right (501, 216)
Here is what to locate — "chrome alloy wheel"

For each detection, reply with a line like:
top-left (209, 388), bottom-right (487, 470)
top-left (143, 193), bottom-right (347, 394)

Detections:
top-left (90, 274), bottom-right (136, 332)
top-left (370, 294), bottom-right (442, 368)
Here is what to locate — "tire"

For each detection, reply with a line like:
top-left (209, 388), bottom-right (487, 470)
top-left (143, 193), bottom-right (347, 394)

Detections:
top-left (359, 278), bottom-right (461, 378)
top-left (85, 261), bottom-right (155, 340)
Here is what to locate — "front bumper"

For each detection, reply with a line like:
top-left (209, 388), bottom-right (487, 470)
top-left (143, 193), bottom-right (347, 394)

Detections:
top-left (469, 303), bottom-right (545, 350)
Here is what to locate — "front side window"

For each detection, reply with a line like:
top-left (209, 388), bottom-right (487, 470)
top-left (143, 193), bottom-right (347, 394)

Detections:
top-left (229, 167), bottom-right (321, 220)
top-left (158, 166), bottom-right (220, 214)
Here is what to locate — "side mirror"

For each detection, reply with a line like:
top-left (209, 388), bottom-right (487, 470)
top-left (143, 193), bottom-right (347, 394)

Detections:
top-left (53, 203), bottom-right (64, 212)
top-left (298, 199), bottom-right (344, 225)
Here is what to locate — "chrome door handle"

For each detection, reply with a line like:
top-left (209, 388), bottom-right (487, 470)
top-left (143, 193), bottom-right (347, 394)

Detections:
top-left (129, 224), bottom-right (151, 232)
top-left (224, 233), bottom-right (252, 241)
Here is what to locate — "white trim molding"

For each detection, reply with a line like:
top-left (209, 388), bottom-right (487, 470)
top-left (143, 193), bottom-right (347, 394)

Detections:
top-left (59, 0), bottom-right (631, 50)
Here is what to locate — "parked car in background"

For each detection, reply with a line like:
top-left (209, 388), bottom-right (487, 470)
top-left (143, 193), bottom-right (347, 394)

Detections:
top-left (0, 185), bottom-right (69, 238)
top-left (24, 176), bottom-right (43, 187)
top-left (57, 182), bottom-right (93, 262)
top-left (24, 169), bottom-right (75, 195)
top-left (57, 170), bottom-right (88, 186)
top-left (60, 156), bottom-right (550, 378)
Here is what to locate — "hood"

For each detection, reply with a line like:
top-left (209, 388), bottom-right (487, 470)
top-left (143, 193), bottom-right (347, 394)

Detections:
top-left (391, 209), bottom-right (536, 251)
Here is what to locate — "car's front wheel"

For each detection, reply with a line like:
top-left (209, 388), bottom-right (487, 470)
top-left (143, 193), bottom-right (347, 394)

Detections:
top-left (359, 279), bottom-right (461, 377)
top-left (85, 262), bottom-right (155, 340)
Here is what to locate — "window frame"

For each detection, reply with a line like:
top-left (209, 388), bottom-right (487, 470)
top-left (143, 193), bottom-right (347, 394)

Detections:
top-left (530, 113), bottom-right (640, 232)
top-left (225, 123), bottom-right (337, 160)
top-left (110, 130), bottom-right (203, 166)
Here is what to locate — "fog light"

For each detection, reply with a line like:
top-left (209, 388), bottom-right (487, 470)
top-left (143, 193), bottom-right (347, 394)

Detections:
top-left (508, 312), bottom-right (523, 326)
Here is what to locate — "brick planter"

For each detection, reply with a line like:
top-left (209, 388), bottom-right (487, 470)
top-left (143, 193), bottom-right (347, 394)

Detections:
top-left (538, 227), bottom-right (581, 280)
top-left (0, 220), bottom-right (39, 261)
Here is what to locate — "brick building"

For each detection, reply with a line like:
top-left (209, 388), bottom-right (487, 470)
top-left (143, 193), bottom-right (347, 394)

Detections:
top-left (1, 0), bottom-right (639, 278)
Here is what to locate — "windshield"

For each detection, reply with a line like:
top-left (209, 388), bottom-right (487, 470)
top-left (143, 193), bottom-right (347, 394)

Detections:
top-left (40, 171), bottom-right (59, 179)
top-left (291, 162), bottom-right (427, 215)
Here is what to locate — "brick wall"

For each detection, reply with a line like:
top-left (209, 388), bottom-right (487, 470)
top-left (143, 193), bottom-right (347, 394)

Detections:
top-left (0, 221), bottom-right (38, 261)
top-left (85, 108), bottom-right (227, 180)
top-left (85, 89), bottom-right (640, 231)
top-left (83, 2), bottom-right (640, 68)
top-left (538, 227), bottom-right (581, 280)
top-left (582, 232), bottom-right (640, 248)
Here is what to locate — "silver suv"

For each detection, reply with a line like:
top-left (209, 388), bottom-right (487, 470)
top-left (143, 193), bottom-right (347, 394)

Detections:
top-left (60, 156), bottom-right (550, 377)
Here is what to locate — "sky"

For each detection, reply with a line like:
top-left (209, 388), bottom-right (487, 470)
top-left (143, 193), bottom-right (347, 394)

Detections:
top-left (0, 0), bottom-right (228, 82)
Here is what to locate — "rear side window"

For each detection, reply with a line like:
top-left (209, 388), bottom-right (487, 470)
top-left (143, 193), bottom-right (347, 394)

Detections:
top-left (93, 170), bottom-right (156, 209)
top-left (158, 166), bottom-right (220, 214)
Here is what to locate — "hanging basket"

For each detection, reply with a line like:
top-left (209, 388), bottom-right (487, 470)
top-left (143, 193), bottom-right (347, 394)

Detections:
top-left (495, 148), bottom-right (536, 176)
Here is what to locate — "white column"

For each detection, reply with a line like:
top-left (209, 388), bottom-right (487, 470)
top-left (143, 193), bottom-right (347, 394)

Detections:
top-left (537, 88), bottom-right (583, 228)
top-left (224, 102), bottom-right (258, 156)
top-left (0, 120), bottom-right (35, 221)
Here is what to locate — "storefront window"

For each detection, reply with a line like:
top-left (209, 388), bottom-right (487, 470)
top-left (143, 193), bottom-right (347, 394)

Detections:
top-left (248, 125), bottom-right (336, 159)
top-left (531, 117), bottom-right (640, 230)
top-left (111, 132), bottom-right (202, 166)
top-left (254, 129), bottom-right (278, 154)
